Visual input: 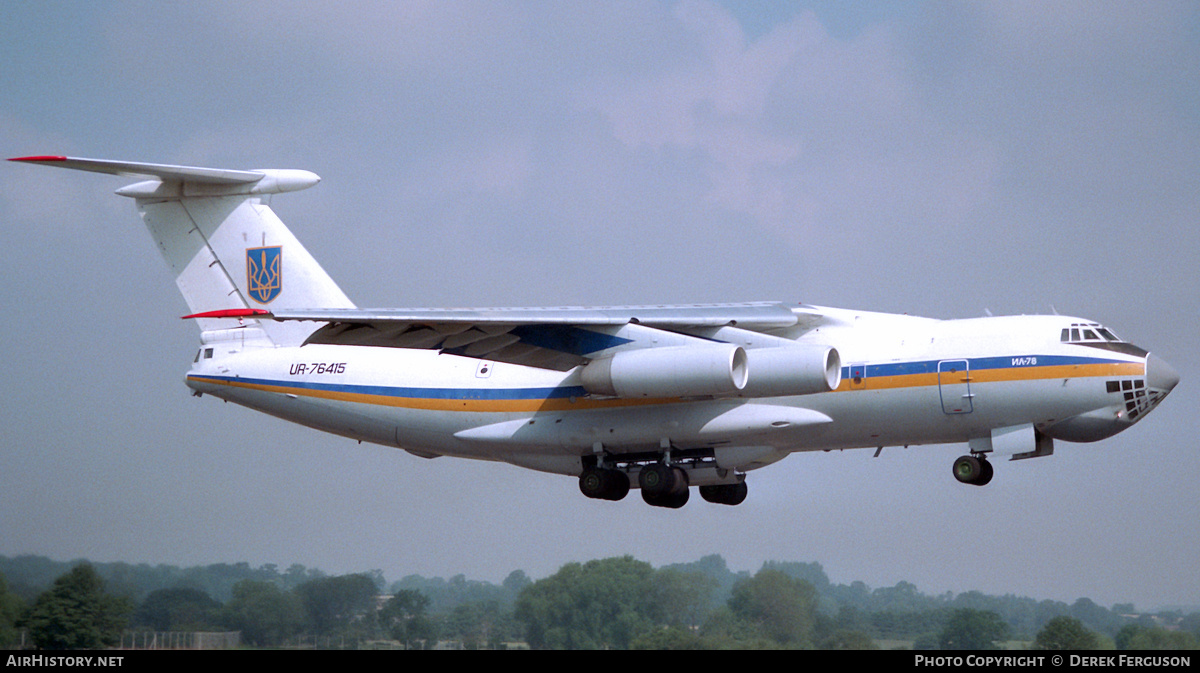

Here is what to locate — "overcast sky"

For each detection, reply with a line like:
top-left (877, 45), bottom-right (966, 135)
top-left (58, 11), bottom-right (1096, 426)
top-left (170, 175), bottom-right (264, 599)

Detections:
top-left (1, 1), bottom-right (1197, 611)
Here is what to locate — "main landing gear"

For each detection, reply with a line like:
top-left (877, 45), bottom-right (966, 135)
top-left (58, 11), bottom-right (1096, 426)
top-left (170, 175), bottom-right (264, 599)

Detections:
top-left (698, 482), bottom-right (748, 506)
top-left (952, 454), bottom-right (994, 486)
top-left (638, 462), bottom-right (690, 508)
top-left (578, 458), bottom-right (748, 508)
top-left (578, 466), bottom-right (630, 502)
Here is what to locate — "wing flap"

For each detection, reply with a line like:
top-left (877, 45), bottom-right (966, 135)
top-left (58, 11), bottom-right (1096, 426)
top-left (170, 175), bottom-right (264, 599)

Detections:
top-left (271, 301), bottom-right (801, 330)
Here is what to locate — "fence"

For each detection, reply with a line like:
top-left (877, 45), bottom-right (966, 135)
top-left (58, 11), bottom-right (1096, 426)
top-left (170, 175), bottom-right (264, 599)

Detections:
top-left (118, 631), bottom-right (241, 649)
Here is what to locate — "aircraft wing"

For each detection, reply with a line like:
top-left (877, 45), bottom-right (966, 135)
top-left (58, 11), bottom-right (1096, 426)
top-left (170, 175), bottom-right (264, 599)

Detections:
top-left (275, 302), bottom-right (803, 328)
top-left (190, 302), bottom-right (827, 371)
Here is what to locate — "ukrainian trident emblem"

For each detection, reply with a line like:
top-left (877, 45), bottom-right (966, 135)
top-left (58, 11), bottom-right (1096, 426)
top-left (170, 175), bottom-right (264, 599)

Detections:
top-left (247, 246), bottom-right (282, 304)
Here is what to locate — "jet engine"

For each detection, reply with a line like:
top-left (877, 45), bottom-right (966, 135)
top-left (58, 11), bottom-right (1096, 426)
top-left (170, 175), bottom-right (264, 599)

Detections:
top-left (579, 344), bottom-right (840, 399)
top-left (737, 345), bottom-right (841, 397)
top-left (581, 344), bottom-right (748, 398)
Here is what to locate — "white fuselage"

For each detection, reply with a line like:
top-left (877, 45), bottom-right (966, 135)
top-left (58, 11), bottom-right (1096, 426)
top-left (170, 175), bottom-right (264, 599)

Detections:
top-left (184, 307), bottom-right (1159, 482)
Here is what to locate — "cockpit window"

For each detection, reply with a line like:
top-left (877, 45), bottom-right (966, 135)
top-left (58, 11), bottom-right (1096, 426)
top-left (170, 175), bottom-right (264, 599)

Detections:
top-left (1061, 323), bottom-right (1128, 345)
top-left (1060, 322), bottom-right (1147, 357)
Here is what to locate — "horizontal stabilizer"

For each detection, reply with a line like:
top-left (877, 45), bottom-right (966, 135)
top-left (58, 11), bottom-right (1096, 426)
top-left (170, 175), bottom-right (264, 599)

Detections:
top-left (8, 155), bottom-right (320, 197)
top-left (181, 308), bottom-right (272, 320)
top-left (9, 155), bottom-right (265, 184)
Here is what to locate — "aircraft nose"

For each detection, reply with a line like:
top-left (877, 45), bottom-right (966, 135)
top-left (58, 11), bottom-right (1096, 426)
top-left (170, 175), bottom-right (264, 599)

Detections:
top-left (1146, 353), bottom-right (1180, 393)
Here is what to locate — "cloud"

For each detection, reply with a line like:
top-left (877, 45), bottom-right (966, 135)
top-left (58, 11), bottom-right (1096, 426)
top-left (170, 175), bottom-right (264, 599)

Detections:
top-left (579, 1), bottom-right (1000, 272)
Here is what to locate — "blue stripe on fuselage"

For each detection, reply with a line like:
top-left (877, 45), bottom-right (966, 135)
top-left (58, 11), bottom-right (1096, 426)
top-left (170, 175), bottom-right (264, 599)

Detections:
top-left (841, 354), bottom-right (1132, 379)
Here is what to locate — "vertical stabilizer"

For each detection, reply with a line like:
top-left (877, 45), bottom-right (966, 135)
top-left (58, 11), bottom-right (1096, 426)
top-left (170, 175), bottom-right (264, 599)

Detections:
top-left (134, 193), bottom-right (355, 344)
top-left (9, 156), bottom-right (355, 346)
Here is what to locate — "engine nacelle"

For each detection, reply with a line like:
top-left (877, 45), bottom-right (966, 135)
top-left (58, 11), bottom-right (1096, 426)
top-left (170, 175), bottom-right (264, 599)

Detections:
top-left (738, 345), bottom-right (841, 397)
top-left (581, 344), bottom-right (748, 398)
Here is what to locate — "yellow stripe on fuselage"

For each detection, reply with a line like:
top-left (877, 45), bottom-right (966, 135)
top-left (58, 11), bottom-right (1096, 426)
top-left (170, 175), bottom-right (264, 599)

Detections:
top-left (187, 375), bottom-right (676, 412)
top-left (191, 358), bottom-right (1142, 412)
top-left (834, 361), bottom-right (1143, 392)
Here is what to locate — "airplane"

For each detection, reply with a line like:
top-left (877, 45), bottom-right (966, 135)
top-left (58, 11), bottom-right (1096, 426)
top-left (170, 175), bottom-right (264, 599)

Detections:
top-left (11, 155), bottom-right (1180, 508)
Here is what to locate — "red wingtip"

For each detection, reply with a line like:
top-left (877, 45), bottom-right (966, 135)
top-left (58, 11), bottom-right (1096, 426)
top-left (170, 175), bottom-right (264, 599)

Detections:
top-left (9, 155), bottom-right (68, 162)
top-left (181, 308), bottom-right (272, 320)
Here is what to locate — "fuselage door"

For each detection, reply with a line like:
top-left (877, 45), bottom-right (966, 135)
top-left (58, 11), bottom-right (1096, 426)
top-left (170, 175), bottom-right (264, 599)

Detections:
top-left (938, 359), bottom-right (974, 414)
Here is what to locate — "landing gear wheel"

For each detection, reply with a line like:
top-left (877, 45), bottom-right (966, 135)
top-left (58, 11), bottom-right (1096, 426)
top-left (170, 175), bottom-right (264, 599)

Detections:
top-left (952, 455), bottom-right (993, 486)
top-left (579, 467), bottom-right (630, 501)
top-left (952, 455), bottom-right (981, 484)
top-left (699, 482), bottom-right (748, 506)
top-left (639, 463), bottom-right (689, 507)
top-left (639, 463), bottom-right (679, 495)
top-left (580, 467), bottom-right (607, 498)
top-left (643, 487), bottom-right (689, 509)
top-left (976, 458), bottom-right (993, 486)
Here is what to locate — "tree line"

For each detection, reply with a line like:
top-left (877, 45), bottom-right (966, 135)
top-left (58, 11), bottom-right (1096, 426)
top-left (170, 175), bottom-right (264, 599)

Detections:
top-left (1, 553), bottom-right (1197, 649)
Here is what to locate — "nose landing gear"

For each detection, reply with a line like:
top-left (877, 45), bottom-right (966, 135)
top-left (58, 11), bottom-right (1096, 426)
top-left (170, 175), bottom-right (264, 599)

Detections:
top-left (952, 454), bottom-right (994, 486)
